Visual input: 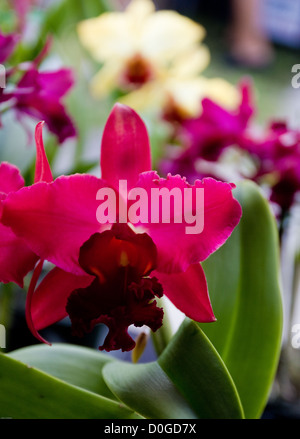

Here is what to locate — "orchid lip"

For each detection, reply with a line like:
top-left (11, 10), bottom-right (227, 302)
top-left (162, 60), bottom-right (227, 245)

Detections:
top-left (66, 224), bottom-right (164, 352)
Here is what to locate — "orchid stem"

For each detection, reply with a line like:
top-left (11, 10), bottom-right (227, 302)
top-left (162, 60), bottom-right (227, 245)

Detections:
top-left (151, 298), bottom-right (173, 357)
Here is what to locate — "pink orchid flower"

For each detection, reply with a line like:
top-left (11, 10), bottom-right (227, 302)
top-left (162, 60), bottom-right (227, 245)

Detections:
top-left (0, 34), bottom-right (76, 143)
top-left (1, 104), bottom-right (242, 351)
top-left (160, 80), bottom-right (254, 181)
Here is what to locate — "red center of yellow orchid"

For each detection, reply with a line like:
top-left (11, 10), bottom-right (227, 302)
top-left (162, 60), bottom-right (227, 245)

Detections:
top-left (121, 53), bottom-right (154, 88)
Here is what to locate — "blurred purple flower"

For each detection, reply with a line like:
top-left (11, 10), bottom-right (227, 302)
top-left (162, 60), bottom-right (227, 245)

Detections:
top-left (160, 80), bottom-right (254, 179)
top-left (0, 32), bottom-right (76, 143)
top-left (5, 67), bottom-right (77, 143)
top-left (159, 79), bottom-right (300, 214)
top-left (249, 122), bottom-right (300, 212)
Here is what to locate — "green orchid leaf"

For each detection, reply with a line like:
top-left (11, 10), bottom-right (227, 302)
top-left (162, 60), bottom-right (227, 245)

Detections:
top-left (103, 319), bottom-right (244, 419)
top-left (0, 351), bottom-right (139, 419)
top-left (9, 343), bottom-right (116, 400)
top-left (158, 319), bottom-right (244, 419)
top-left (103, 360), bottom-right (197, 419)
top-left (201, 180), bottom-right (283, 418)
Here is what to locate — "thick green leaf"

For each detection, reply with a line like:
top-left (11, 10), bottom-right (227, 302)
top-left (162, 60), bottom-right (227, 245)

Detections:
top-left (201, 180), bottom-right (283, 418)
top-left (103, 320), bottom-right (244, 419)
top-left (103, 360), bottom-right (197, 419)
top-left (9, 343), bottom-right (116, 400)
top-left (0, 352), bottom-right (139, 419)
top-left (199, 219), bottom-right (241, 356)
top-left (158, 319), bottom-right (244, 419)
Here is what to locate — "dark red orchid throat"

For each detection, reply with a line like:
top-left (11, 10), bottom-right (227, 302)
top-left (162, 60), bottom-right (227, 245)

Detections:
top-left (66, 223), bottom-right (164, 352)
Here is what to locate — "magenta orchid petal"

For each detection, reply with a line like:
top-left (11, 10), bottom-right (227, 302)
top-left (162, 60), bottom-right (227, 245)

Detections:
top-left (31, 69), bottom-right (74, 98)
top-left (0, 162), bottom-right (38, 286)
top-left (30, 266), bottom-right (93, 331)
top-left (134, 172), bottom-right (242, 273)
top-left (100, 103), bottom-right (151, 191)
top-left (0, 162), bottom-right (25, 195)
top-left (0, 31), bottom-right (19, 63)
top-left (34, 121), bottom-right (53, 183)
top-left (154, 263), bottom-right (215, 323)
top-left (1, 174), bottom-right (114, 275)
top-left (0, 224), bottom-right (39, 287)
top-left (200, 79), bottom-right (254, 132)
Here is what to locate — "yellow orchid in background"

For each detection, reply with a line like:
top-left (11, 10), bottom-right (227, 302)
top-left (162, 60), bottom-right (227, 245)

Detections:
top-left (77, 0), bottom-right (239, 117)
